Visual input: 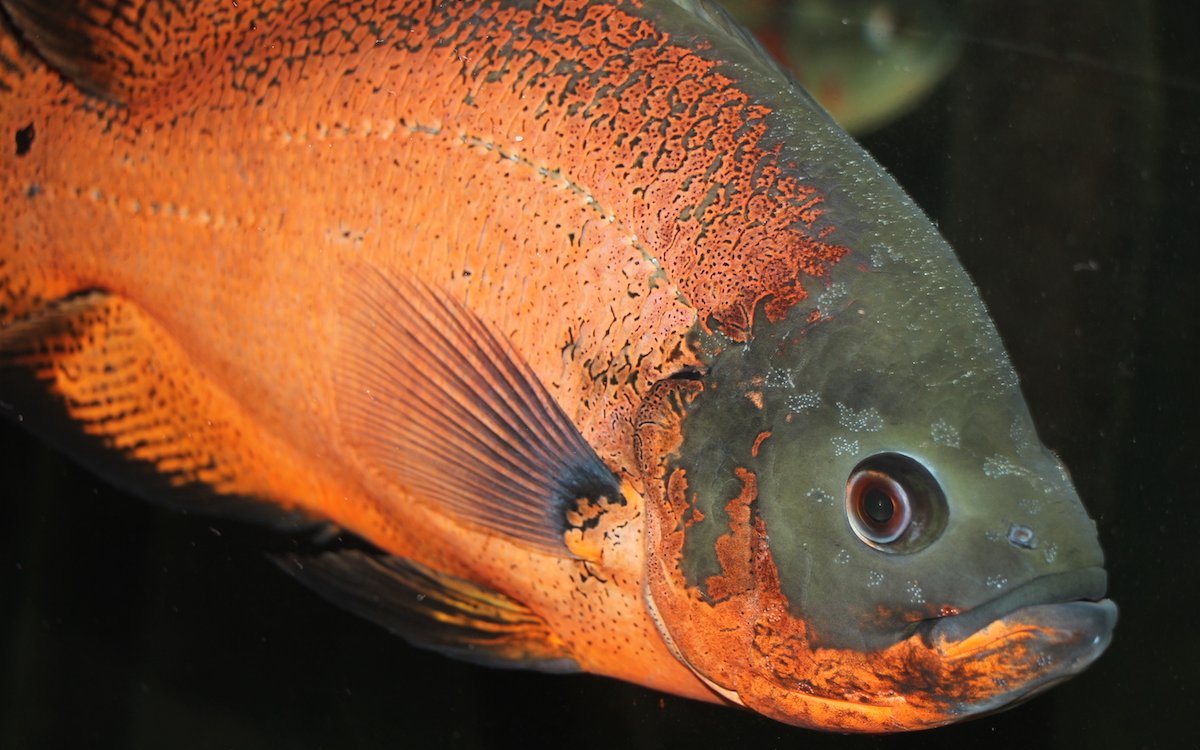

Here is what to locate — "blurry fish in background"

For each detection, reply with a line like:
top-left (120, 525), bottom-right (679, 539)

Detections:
top-left (722, 0), bottom-right (963, 133)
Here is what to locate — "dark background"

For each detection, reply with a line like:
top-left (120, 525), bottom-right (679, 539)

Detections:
top-left (2, 1), bottom-right (1196, 747)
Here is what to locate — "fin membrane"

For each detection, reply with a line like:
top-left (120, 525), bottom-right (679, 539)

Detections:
top-left (278, 549), bottom-right (578, 672)
top-left (335, 264), bottom-right (621, 556)
top-left (0, 290), bottom-right (316, 529)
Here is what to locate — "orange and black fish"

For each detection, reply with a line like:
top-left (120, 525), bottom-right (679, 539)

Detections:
top-left (0, 0), bottom-right (1115, 732)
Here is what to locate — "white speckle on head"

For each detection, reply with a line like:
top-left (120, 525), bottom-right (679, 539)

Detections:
top-left (905, 580), bottom-right (925, 605)
top-left (786, 391), bottom-right (821, 413)
top-left (764, 367), bottom-right (795, 388)
top-left (1052, 457), bottom-right (1073, 484)
top-left (930, 418), bottom-right (960, 448)
top-left (1009, 418), bottom-right (1034, 448)
top-left (807, 488), bottom-right (834, 505)
top-left (985, 575), bottom-right (1009, 590)
top-left (835, 549), bottom-right (851, 565)
top-left (832, 436), bottom-right (860, 457)
top-left (1019, 497), bottom-right (1042, 515)
top-left (1044, 543), bottom-right (1059, 564)
top-left (817, 281), bottom-right (848, 312)
top-left (837, 402), bottom-right (883, 432)
top-left (983, 455), bottom-right (1027, 480)
top-left (950, 368), bottom-right (975, 385)
top-left (869, 243), bottom-right (901, 268)
top-left (867, 570), bottom-right (884, 588)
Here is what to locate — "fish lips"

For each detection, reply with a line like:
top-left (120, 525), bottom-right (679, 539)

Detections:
top-left (918, 566), bottom-right (1117, 714)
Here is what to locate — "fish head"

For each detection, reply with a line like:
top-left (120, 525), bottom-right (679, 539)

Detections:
top-left (637, 221), bottom-right (1115, 731)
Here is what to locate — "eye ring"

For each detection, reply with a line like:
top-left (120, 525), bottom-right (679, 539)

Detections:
top-left (845, 453), bottom-right (947, 553)
top-left (847, 470), bottom-right (912, 544)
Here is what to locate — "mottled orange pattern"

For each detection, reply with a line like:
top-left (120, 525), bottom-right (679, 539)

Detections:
top-left (3, 0), bottom-right (854, 707)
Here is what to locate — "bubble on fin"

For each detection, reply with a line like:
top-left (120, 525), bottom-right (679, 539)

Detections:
top-left (930, 418), bottom-right (960, 448)
top-left (832, 436), bottom-right (860, 457)
top-left (786, 391), bottom-right (821, 412)
top-left (836, 402), bottom-right (883, 432)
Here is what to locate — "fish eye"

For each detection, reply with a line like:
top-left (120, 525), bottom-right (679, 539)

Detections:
top-left (849, 473), bottom-right (911, 543)
top-left (846, 453), bottom-right (947, 553)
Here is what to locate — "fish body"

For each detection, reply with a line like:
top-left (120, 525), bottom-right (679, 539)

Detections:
top-left (0, 0), bottom-right (1113, 732)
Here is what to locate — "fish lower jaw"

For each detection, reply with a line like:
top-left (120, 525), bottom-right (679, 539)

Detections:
top-left (912, 567), bottom-right (1116, 720)
top-left (918, 565), bottom-right (1113, 648)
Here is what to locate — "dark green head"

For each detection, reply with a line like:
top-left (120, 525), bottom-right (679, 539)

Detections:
top-left (642, 180), bottom-right (1115, 728)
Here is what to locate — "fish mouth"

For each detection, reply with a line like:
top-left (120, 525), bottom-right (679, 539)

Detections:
top-left (916, 566), bottom-right (1117, 714)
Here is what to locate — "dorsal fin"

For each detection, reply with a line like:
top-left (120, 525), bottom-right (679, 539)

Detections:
top-left (0, 0), bottom-right (210, 102)
top-left (277, 550), bottom-right (579, 672)
top-left (335, 264), bottom-right (623, 556)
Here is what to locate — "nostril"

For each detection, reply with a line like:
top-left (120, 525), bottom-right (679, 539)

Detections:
top-left (1007, 523), bottom-right (1038, 550)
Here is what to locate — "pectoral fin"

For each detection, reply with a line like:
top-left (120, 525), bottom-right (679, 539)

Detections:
top-left (277, 549), bottom-right (578, 672)
top-left (335, 264), bottom-right (623, 556)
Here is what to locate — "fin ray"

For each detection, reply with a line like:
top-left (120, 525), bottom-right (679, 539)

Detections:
top-left (277, 550), bottom-right (578, 672)
top-left (335, 265), bottom-right (622, 556)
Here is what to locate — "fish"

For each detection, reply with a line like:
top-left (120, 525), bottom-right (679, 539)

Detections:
top-left (721, 0), bottom-right (963, 134)
top-left (0, 0), bottom-right (1115, 733)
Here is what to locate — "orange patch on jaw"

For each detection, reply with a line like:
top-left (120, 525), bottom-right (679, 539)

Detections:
top-left (645, 459), bottom-right (1081, 731)
top-left (739, 535), bottom-right (1079, 731)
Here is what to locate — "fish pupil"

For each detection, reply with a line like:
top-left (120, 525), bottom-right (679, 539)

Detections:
top-left (864, 487), bottom-right (895, 524)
